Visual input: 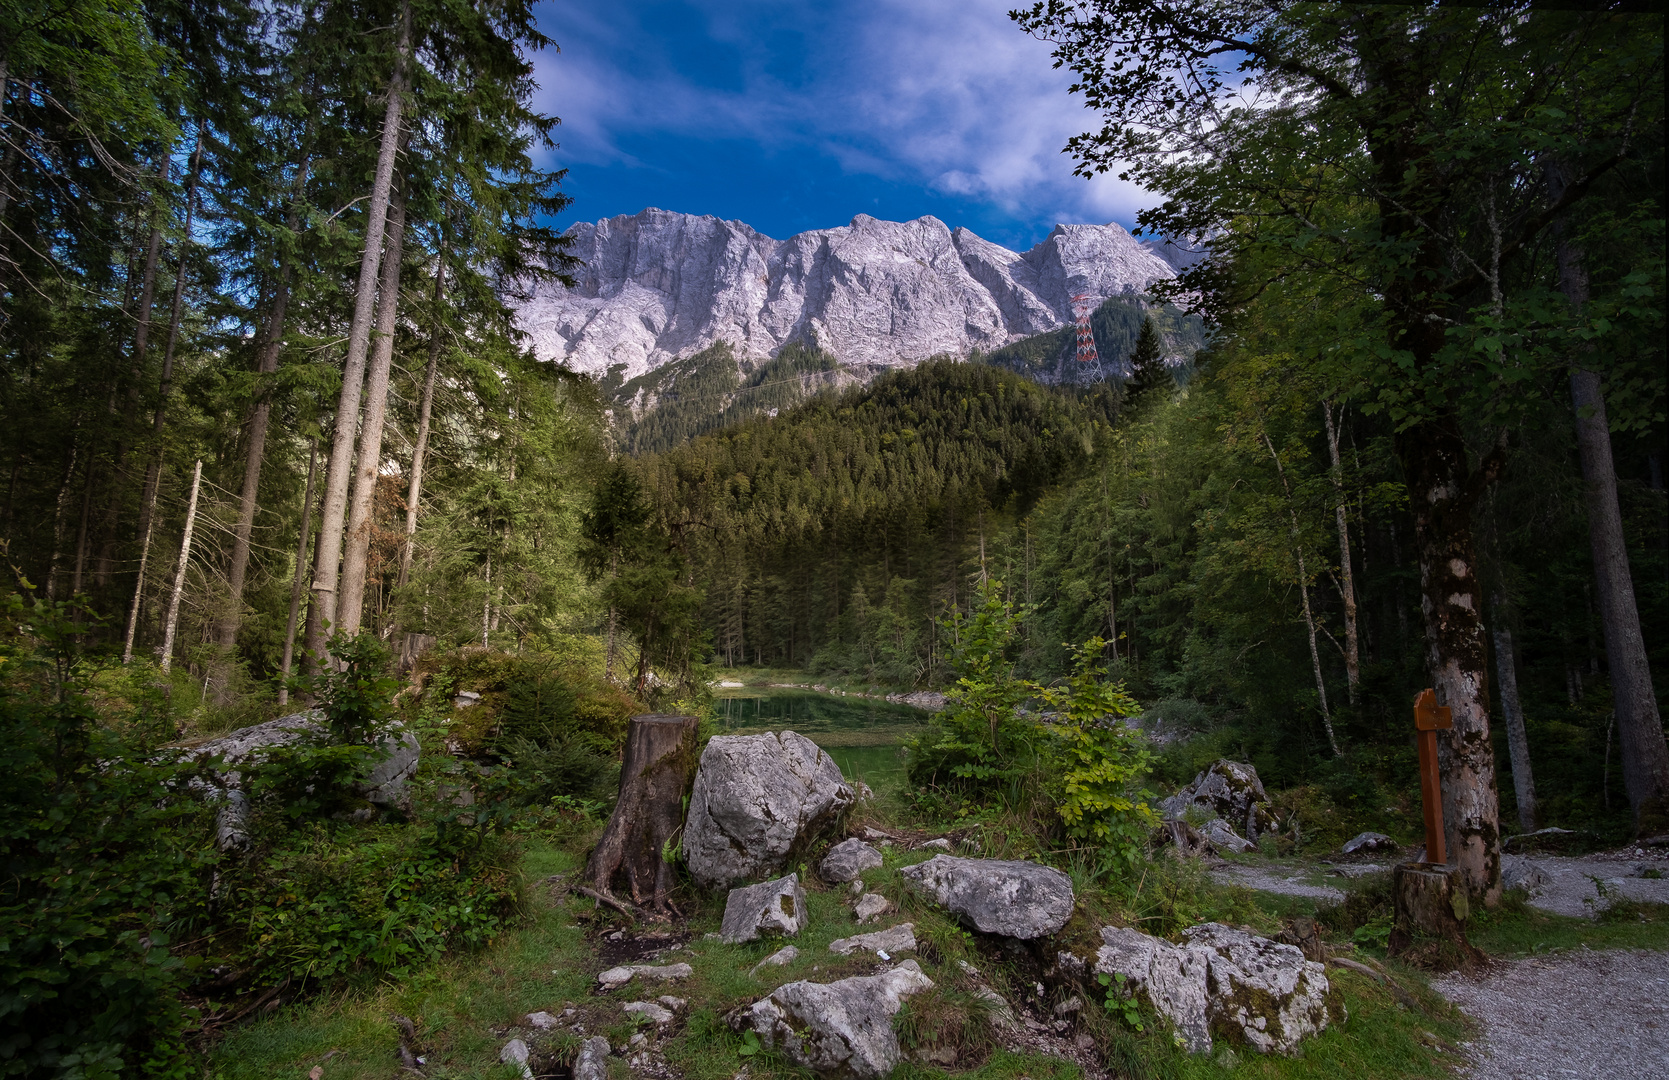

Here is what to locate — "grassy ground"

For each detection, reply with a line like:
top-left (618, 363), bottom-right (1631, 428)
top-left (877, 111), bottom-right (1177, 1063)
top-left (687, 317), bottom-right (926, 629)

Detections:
top-left (204, 784), bottom-right (1576, 1080)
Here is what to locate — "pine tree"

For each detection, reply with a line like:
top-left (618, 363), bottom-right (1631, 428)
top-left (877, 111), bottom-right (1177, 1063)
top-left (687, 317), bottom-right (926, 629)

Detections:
top-left (1121, 316), bottom-right (1166, 408)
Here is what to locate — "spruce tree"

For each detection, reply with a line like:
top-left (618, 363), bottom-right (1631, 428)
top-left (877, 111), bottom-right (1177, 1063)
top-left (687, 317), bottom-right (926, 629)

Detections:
top-left (1122, 316), bottom-right (1166, 408)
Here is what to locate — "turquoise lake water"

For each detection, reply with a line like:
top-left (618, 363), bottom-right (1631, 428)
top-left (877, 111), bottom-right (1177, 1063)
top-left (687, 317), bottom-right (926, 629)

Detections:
top-left (713, 689), bottom-right (930, 792)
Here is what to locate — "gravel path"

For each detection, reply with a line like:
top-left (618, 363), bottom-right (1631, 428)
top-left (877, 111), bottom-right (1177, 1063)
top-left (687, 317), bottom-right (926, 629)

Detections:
top-left (1513, 853), bottom-right (1669, 919)
top-left (1205, 861), bottom-right (1347, 902)
top-left (1432, 948), bottom-right (1669, 1080)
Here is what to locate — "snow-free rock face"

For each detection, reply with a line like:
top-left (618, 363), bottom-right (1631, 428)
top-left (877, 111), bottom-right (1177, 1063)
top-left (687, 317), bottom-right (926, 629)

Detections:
top-left (515, 209), bottom-right (1179, 381)
top-left (1158, 760), bottom-right (1277, 840)
top-left (899, 855), bottom-right (1075, 939)
top-left (684, 731), bottom-right (856, 890)
top-left (1094, 923), bottom-right (1335, 1055)
top-left (820, 838), bottom-right (884, 884)
top-left (721, 874), bottom-right (809, 944)
top-left (729, 960), bottom-right (935, 1079)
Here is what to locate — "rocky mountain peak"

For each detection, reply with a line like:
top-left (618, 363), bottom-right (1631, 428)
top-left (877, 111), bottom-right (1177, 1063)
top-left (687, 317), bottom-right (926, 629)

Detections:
top-left (516, 209), bottom-right (1178, 380)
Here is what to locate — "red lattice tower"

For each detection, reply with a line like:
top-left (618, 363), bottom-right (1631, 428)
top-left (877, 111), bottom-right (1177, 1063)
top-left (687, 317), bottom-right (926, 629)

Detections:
top-left (1071, 294), bottom-right (1106, 382)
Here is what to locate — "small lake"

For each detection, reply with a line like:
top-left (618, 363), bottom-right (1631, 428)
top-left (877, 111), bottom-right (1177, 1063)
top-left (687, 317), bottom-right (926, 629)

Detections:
top-left (713, 689), bottom-right (931, 792)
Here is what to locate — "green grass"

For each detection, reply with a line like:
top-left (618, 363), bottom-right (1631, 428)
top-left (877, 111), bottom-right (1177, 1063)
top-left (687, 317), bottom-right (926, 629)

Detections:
top-left (1467, 893), bottom-right (1669, 957)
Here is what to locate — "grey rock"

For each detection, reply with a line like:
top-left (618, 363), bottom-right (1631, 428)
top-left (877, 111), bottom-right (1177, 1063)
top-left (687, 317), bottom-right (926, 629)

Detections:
top-left (900, 855), bottom-right (1074, 939)
top-left (884, 690), bottom-right (947, 712)
top-left (573, 1036), bottom-right (611, 1080)
top-left (500, 1038), bottom-right (534, 1080)
top-left (828, 923), bottom-right (917, 956)
top-left (361, 728), bottom-right (420, 806)
top-left (515, 210), bottom-right (1179, 382)
top-left (1502, 854), bottom-right (1549, 894)
top-left (525, 1011), bottom-right (558, 1029)
top-left (752, 946), bottom-right (799, 976)
top-left (1094, 923), bottom-right (1333, 1055)
top-left (1341, 831), bottom-right (1398, 856)
top-left (729, 960), bottom-right (935, 1079)
top-left (623, 1001), bottom-right (674, 1024)
top-left (1158, 760), bottom-right (1276, 839)
top-left (597, 963), bottom-right (694, 990)
top-left (721, 874), bottom-right (809, 944)
top-left (658, 996), bottom-right (687, 1010)
top-left (916, 838), bottom-right (952, 851)
top-left (1203, 818), bottom-right (1254, 854)
top-left (820, 839), bottom-right (883, 883)
top-left (685, 732), bottom-right (855, 890)
top-left (853, 894), bottom-right (891, 924)
top-left (454, 689), bottom-right (482, 708)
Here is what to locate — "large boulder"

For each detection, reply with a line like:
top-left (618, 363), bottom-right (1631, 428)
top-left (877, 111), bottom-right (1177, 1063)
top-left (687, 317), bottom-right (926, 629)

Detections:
top-left (899, 855), bottom-right (1074, 939)
top-left (820, 838), bottom-right (884, 883)
top-left (721, 874), bottom-right (808, 944)
top-left (684, 732), bottom-right (855, 890)
top-left (1157, 760), bottom-right (1276, 839)
top-left (1094, 923), bottom-right (1334, 1055)
top-left (729, 960), bottom-right (935, 1079)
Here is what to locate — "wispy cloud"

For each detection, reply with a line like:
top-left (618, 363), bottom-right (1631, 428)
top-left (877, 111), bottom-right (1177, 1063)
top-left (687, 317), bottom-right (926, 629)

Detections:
top-left (530, 0), bottom-right (1157, 242)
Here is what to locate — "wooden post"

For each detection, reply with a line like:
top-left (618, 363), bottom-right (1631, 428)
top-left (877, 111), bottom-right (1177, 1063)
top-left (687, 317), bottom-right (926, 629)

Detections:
top-left (1414, 687), bottom-right (1452, 864)
top-left (585, 714), bottom-right (699, 916)
top-left (1391, 689), bottom-right (1483, 970)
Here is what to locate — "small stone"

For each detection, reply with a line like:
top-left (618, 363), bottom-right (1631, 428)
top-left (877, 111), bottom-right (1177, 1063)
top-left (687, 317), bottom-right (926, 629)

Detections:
top-left (1052, 996), bottom-right (1083, 1017)
top-left (917, 838), bottom-right (952, 851)
top-left (1341, 831), bottom-right (1398, 856)
top-left (849, 880), bottom-right (865, 899)
top-left (573, 1036), bottom-right (612, 1080)
top-left (597, 962), bottom-right (694, 990)
top-left (900, 856), bottom-right (1075, 939)
top-left (721, 874), bottom-right (808, 944)
top-left (821, 838), bottom-right (885, 883)
top-left (862, 827), bottom-right (893, 841)
top-left (829, 923), bottom-right (916, 956)
top-left (853, 894), bottom-right (891, 924)
top-left (629, 1032), bottom-right (648, 1048)
top-left (623, 1001), bottom-right (674, 1024)
top-left (500, 1038), bottom-right (534, 1080)
top-left (658, 996), bottom-right (687, 1010)
top-left (525, 1010), bottom-right (559, 1029)
top-left (752, 945), bottom-right (800, 975)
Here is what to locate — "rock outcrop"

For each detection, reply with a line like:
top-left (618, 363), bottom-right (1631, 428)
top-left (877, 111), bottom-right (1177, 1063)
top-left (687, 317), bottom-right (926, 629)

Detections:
top-left (828, 923), bottom-right (917, 957)
top-left (729, 960), bottom-right (935, 1079)
top-left (721, 874), bottom-right (808, 944)
top-left (515, 209), bottom-right (1180, 380)
top-left (900, 855), bottom-right (1074, 939)
top-left (1157, 760), bottom-right (1277, 840)
top-left (820, 838), bottom-right (884, 883)
top-left (1094, 923), bottom-right (1334, 1055)
top-left (684, 731), bottom-right (855, 890)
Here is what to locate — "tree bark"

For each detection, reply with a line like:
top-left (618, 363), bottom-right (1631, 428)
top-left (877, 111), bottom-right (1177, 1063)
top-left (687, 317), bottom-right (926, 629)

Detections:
top-left (1545, 161), bottom-right (1669, 831)
top-left (397, 248), bottom-right (444, 589)
top-left (337, 182), bottom-right (407, 635)
top-left (1490, 599), bottom-right (1536, 833)
top-left (306, 3), bottom-right (411, 658)
top-left (1322, 401), bottom-right (1361, 705)
top-left (158, 459), bottom-right (203, 673)
top-left (1389, 862), bottom-right (1484, 973)
top-left (278, 441), bottom-right (319, 707)
top-left (586, 714), bottom-right (699, 914)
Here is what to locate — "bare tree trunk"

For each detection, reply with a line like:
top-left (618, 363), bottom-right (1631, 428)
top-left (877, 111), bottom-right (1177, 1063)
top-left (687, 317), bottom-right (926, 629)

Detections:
top-left (278, 441), bottom-right (318, 707)
top-left (398, 249), bottom-right (444, 589)
top-left (219, 165), bottom-right (310, 650)
top-left (125, 131), bottom-right (204, 661)
top-left (586, 714), bottom-right (699, 913)
top-left (45, 436), bottom-right (79, 600)
top-left (1546, 165), bottom-right (1669, 830)
top-left (337, 183), bottom-right (407, 635)
top-left (1322, 401), bottom-right (1361, 705)
top-left (1265, 433), bottom-right (1341, 756)
top-left (1490, 598), bottom-right (1536, 832)
top-left (158, 459), bottom-right (203, 673)
top-left (306, 3), bottom-right (411, 658)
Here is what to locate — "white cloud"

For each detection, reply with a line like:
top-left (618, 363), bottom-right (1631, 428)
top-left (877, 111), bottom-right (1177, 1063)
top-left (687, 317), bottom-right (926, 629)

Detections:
top-left (530, 0), bottom-right (1158, 236)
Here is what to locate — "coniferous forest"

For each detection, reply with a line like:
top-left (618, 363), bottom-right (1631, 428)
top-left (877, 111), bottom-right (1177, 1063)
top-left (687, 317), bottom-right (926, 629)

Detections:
top-left (0, 2), bottom-right (1665, 1077)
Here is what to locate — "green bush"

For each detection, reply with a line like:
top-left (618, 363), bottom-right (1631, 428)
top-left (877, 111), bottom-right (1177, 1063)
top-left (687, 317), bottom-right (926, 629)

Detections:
top-left (0, 595), bottom-right (216, 1080)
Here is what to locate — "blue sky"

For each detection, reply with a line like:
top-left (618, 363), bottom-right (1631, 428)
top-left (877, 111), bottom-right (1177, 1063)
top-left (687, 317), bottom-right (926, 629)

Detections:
top-left (529, 0), bottom-right (1157, 252)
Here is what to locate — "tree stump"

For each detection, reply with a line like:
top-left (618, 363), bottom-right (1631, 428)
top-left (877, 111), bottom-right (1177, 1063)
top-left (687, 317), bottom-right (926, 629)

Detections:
top-left (585, 714), bottom-right (699, 915)
top-left (1388, 862), bottom-right (1485, 972)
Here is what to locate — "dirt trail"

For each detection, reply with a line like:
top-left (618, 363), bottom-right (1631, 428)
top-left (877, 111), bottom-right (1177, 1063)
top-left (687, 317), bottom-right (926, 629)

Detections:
top-left (1432, 947), bottom-right (1669, 1080)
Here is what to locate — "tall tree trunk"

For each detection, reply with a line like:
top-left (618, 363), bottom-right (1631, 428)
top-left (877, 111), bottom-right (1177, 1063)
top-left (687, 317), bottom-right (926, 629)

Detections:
top-left (1265, 433), bottom-right (1341, 757)
top-left (1395, 416), bottom-right (1503, 906)
top-left (124, 131), bottom-right (204, 662)
top-left (306, 3), bottom-right (410, 658)
top-left (45, 434), bottom-right (79, 600)
top-left (219, 160), bottom-right (311, 649)
top-left (158, 459), bottom-right (202, 673)
top-left (278, 441), bottom-right (319, 707)
top-left (95, 152), bottom-right (172, 588)
top-left (1491, 597), bottom-right (1536, 833)
top-left (337, 182), bottom-right (407, 635)
top-left (1546, 161), bottom-right (1669, 831)
top-left (398, 248), bottom-right (444, 589)
top-left (1322, 401), bottom-right (1362, 706)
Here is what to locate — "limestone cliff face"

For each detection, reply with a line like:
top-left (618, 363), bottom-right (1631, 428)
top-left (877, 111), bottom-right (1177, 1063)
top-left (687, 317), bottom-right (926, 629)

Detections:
top-left (516, 208), bottom-right (1177, 380)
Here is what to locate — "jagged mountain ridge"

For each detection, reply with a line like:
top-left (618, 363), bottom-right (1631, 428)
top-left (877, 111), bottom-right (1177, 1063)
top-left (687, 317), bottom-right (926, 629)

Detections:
top-left (515, 208), bottom-right (1185, 380)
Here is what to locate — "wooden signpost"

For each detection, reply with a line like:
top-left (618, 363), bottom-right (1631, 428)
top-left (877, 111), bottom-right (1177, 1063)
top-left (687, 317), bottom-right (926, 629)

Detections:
top-left (1413, 687), bottom-right (1452, 865)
